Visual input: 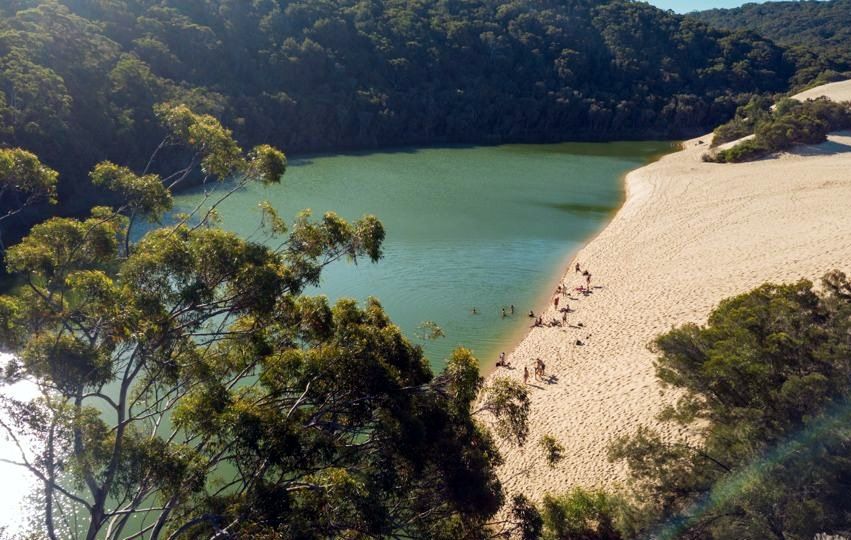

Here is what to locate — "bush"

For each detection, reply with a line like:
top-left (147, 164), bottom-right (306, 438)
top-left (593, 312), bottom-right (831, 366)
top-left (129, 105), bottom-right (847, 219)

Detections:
top-left (708, 97), bottom-right (851, 162)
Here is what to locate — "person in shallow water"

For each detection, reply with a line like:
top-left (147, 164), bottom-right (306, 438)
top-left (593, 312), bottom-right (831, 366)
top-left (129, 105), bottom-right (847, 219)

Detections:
top-left (501, 307), bottom-right (507, 318)
top-left (471, 307), bottom-right (478, 314)
top-left (528, 310), bottom-right (535, 318)
top-left (510, 304), bottom-right (515, 315)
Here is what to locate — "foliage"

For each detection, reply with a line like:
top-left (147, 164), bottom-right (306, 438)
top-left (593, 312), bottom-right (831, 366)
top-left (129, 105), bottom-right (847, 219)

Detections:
top-left (0, 107), bottom-right (532, 539)
top-left (539, 435), bottom-right (565, 467)
top-left (0, 148), bottom-right (58, 228)
top-left (706, 97), bottom-right (851, 162)
top-left (710, 95), bottom-right (772, 147)
top-left (692, 0), bottom-right (851, 91)
top-left (476, 376), bottom-right (531, 446)
top-left (540, 488), bottom-right (634, 540)
top-left (608, 271), bottom-right (851, 539)
top-left (0, 0), bottom-right (809, 248)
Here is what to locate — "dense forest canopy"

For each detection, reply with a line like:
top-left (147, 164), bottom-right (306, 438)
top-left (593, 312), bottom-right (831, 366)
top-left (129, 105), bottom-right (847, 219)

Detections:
top-left (692, 0), bottom-right (851, 89)
top-left (0, 0), bottom-right (824, 243)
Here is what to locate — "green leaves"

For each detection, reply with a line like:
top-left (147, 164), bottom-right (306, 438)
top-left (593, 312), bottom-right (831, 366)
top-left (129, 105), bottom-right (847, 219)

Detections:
top-left (248, 144), bottom-right (287, 185)
top-left (611, 273), bottom-right (851, 539)
top-left (155, 103), bottom-right (244, 180)
top-left (707, 97), bottom-right (851, 162)
top-left (21, 333), bottom-right (112, 393)
top-left (0, 147), bottom-right (58, 218)
top-left (539, 435), bottom-right (565, 468)
top-left (90, 161), bottom-right (171, 220)
top-left (478, 377), bottom-right (530, 446)
top-left (5, 211), bottom-right (125, 277)
top-left (541, 488), bottom-right (633, 540)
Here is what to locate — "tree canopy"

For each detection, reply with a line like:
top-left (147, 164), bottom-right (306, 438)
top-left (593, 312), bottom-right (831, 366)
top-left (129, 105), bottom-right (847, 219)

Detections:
top-left (608, 272), bottom-right (851, 540)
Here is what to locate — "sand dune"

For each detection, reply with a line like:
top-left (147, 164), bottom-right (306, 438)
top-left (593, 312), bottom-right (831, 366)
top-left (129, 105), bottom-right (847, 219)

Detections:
top-left (488, 81), bottom-right (851, 501)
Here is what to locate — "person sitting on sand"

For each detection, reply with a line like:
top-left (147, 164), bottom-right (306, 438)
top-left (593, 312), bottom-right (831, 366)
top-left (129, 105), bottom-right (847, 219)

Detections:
top-left (496, 352), bottom-right (512, 368)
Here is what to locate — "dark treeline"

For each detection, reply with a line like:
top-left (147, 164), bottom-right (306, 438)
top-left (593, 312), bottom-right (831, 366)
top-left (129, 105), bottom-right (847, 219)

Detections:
top-left (692, 0), bottom-right (851, 90)
top-left (0, 0), bottom-right (822, 242)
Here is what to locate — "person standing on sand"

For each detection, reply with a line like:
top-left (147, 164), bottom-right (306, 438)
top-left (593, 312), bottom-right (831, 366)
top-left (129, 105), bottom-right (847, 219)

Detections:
top-left (553, 296), bottom-right (560, 310)
top-left (523, 367), bottom-right (529, 384)
top-left (586, 273), bottom-right (591, 288)
top-left (575, 262), bottom-right (581, 273)
top-left (562, 310), bottom-right (568, 325)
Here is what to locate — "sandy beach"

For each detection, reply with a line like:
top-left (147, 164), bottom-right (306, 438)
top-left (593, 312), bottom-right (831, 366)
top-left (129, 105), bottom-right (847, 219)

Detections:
top-left (489, 80), bottom-right (851, 501)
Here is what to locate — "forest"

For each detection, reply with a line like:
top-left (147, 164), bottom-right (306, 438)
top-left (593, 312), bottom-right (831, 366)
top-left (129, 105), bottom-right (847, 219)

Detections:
top-left (0, 0), bottom-right (839, 245)
top-left (692, 0), bottom-right (851, 90)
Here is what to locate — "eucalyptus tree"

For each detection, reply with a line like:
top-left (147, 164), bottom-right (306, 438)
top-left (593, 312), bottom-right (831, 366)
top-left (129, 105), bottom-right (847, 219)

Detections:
top-left (0, 147), bottom-right (58, 246)
top-left (0, 104), bottom-right (532, 540)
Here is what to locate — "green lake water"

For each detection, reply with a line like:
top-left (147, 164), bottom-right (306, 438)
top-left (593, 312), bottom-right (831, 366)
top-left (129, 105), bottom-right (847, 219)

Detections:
top-left (173, 141), bottom-right (673, 371)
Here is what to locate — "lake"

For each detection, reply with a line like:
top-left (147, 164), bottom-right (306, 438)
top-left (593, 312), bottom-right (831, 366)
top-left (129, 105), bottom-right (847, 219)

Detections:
top-left (173, 141), bottom-right (673, 370)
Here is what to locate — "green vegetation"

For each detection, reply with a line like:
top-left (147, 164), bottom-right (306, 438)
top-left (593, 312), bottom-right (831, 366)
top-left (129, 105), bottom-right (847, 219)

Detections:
top-left (0, 0), bottom-right (806, 246)
top-left (605, 271), bottom-right (851, 539)
top-left (539, 435), bottom-right (565, 468)
top-left (540, 488), bottom-right (635, 540)
top-left (0, 106), bottom-right (537, 539)
top-left (0, 148), bottom-right (57, 221)
top-left (692, 0), bottom-right (851, 91)
top-left (705, 97), bottom-right (851, 162)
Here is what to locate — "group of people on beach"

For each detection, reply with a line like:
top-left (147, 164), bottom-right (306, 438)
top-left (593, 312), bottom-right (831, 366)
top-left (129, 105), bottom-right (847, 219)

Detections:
top-left (503, 261), bottom-right (598, 377)
top-left (492, 261), bottom-right (597, 391)
top-left (522, 358), bottom-right (547, 384)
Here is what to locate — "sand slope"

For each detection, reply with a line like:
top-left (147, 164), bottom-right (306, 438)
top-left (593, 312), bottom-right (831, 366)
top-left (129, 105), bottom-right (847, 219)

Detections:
top-left (489, 81), bottom-right (851, 500)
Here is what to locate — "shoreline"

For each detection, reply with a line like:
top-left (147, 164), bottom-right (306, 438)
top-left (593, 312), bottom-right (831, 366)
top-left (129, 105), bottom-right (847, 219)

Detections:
top-left (486, 80), bottom-right (851, 502)
top-left (482, 143), bottom-right (679, 378)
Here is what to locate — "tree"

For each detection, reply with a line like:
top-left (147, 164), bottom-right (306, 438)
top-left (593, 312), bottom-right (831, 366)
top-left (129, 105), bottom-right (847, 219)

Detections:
top-left (609, 272), bottom-right (851, 539)
top-left (0, 104), bottom-right (537, 540)
top-left (540, 488), bottom-right (634, 540)
top-left (0, 147), bottom-right (58, 249)
top-left (0, 147), bottom-right (58, 219)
